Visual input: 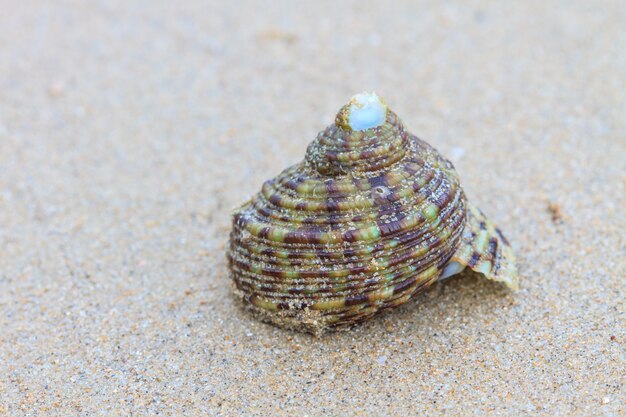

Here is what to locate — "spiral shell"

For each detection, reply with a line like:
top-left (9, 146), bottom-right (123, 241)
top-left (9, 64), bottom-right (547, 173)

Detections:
top-left (228, 93), bottom-right (517, 334)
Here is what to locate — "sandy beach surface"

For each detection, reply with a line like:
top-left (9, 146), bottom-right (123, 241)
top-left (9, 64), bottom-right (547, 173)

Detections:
top-left (1, 1), bottom-right (624, 415)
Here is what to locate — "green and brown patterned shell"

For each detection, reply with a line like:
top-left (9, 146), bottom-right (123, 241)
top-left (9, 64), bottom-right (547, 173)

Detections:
top-left (228, 94), bottom-right (518, 334)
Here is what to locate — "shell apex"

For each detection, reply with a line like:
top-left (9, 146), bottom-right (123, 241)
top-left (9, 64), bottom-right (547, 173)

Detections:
top-left (335, 92), bottom-right (388, 131)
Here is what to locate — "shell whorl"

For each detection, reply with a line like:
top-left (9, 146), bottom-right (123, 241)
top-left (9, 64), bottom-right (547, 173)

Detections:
top-left (305, 110), bottom-right (408, 176)
top-left (228, 94), bottom-right (470, 333)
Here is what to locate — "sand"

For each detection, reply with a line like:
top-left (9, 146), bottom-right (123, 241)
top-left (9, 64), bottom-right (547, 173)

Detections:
top-left (0, 1), bottom-right (624, 415)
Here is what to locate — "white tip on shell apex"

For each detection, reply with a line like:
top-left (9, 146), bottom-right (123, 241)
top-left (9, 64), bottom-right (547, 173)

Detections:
top-left (347, 92), bottom-right (387, 131)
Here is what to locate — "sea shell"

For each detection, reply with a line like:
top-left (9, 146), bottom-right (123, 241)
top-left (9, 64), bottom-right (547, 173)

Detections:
top-left (228, 92), bottom-right (518, 334)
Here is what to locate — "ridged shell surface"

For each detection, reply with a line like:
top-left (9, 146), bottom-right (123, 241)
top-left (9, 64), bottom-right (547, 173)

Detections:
top-left (228, 93), bottom-right (517, 334)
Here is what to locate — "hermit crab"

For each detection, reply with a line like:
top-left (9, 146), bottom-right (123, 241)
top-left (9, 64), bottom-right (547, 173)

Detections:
top-left (228, 93), bottom-right (518, 334)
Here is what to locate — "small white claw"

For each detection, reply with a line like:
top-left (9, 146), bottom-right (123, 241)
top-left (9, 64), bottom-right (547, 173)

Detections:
top-left (440, 260), bottom-right (465, 280)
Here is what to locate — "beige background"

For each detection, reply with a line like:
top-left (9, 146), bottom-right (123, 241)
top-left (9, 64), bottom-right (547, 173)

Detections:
top-left (1, 1), bottom-right (624, 415)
